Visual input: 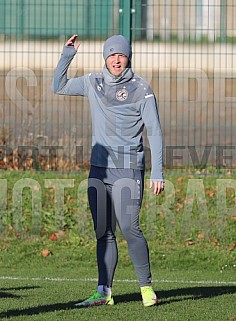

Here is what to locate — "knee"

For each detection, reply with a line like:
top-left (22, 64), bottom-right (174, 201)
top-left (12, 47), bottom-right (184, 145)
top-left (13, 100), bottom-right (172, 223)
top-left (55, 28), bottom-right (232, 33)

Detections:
top-left (119, 223), bottom-right (142, 241)
top-left (97, 229), bottom-right (116, 242)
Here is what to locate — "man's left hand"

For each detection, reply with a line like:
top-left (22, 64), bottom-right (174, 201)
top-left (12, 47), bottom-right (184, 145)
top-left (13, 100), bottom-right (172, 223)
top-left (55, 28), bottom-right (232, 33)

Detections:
top-left (149, 180), bottom-right (164, 195)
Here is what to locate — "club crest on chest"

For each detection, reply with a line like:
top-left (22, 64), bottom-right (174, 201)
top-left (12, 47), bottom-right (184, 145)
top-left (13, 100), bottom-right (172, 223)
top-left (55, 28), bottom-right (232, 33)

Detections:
top-left (115, 88), bottom-right (129, 101)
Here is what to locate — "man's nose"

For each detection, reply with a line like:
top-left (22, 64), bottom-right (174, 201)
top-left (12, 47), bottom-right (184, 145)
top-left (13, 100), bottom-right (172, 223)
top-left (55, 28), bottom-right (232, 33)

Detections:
top-left (114, 55), bottom-right (120, 63)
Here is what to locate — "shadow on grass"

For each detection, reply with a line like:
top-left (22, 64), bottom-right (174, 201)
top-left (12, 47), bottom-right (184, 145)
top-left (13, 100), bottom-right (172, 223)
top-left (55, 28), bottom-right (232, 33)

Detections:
top-left (157, 286), bottom-right (236, 305)
top-left (0, 286), bottom-right (236, 317)
top-left (0, 286), bottom-right (41, 299)
top-left (115, 286), bottom-right (236, 305)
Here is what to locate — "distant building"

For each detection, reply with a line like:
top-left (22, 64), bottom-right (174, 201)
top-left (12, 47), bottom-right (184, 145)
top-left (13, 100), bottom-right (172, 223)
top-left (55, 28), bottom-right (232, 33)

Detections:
top-left (146, 0), bottom-right (235, 42)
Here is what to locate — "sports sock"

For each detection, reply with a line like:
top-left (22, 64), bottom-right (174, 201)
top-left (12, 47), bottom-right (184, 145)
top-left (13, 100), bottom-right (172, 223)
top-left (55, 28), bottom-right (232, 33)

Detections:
top-left (97, 285), bottom-right (112, 297)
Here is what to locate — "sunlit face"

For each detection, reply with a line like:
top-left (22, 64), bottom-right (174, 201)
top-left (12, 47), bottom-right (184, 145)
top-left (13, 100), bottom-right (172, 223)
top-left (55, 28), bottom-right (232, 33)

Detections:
top-left (106, 53), bottom-right (129, 77)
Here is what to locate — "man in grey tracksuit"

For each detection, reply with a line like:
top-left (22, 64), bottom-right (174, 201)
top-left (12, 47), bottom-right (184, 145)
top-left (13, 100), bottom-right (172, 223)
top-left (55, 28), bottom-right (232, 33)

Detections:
top-left (52, 34), bottom-right (164, 307)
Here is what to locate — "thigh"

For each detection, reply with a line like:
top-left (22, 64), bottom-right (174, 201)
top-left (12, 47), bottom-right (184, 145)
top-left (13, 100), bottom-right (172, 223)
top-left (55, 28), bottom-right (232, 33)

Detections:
top-left (111, 169), bottom-right (144, 229)
top-left (88, 166), bottom-right (116, 238)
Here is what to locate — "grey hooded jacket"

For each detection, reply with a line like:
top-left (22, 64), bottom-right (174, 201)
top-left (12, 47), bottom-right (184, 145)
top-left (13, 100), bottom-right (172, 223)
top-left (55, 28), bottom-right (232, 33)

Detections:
top-left (51, 46), bottom-right (164, 181)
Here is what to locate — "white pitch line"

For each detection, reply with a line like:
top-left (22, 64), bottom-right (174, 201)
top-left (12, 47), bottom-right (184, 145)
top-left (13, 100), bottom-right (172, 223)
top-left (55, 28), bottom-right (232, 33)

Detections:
top-left (0, 276), bottom-right (236, 286)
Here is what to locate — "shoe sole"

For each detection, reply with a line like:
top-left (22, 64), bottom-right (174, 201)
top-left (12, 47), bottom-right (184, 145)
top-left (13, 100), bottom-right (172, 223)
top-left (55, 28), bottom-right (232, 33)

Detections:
top-left (75, 298), bottom-right (114, 307)
top-left (143, 298), bottom-right (159, 307)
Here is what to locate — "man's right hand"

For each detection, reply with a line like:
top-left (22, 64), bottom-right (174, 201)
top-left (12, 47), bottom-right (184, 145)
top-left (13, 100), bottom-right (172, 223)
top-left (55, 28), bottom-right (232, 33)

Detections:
top-left (65, 34), bottom-right (80, 50)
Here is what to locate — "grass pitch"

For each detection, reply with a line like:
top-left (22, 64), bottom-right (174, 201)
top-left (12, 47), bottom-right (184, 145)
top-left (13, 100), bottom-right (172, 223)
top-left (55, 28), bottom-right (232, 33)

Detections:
top-left (0, 170), bottom-right (236, 320)
top-left (0, 239), bottom-right (236, 321)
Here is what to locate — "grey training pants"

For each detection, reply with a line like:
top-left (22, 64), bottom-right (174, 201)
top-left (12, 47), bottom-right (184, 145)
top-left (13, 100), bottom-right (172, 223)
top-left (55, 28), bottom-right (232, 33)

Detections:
top-left (88, 166), bottom-right (152, 288)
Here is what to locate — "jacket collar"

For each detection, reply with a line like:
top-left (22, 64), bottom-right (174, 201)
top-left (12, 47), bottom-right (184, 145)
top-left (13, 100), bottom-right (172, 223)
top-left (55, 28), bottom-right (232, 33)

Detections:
top-left (102, 65), bottom-right (134, 86)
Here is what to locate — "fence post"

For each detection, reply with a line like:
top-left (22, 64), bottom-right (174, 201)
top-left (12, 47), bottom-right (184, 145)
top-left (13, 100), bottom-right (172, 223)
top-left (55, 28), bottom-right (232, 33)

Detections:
top-left (220, 0), bottom-right (227, 42)
top-left (119, 0), bottom-right (132, 42)
top-left (18, 0), bottom-right (24, 38)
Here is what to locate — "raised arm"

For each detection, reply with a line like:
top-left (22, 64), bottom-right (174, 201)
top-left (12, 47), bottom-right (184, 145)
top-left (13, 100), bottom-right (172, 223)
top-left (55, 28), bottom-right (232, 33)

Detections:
top-left (51, 34), bottom-right (88, 96)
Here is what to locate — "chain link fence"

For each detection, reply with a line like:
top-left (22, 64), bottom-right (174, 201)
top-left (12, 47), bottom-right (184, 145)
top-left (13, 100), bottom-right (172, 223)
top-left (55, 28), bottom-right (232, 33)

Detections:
top-left (0, 0), bottom-right (236, 172)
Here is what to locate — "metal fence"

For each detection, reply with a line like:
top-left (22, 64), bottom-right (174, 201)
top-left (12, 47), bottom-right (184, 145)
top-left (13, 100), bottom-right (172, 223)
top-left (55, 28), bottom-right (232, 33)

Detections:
top-left (0, 0), bottom-right (236, 172)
